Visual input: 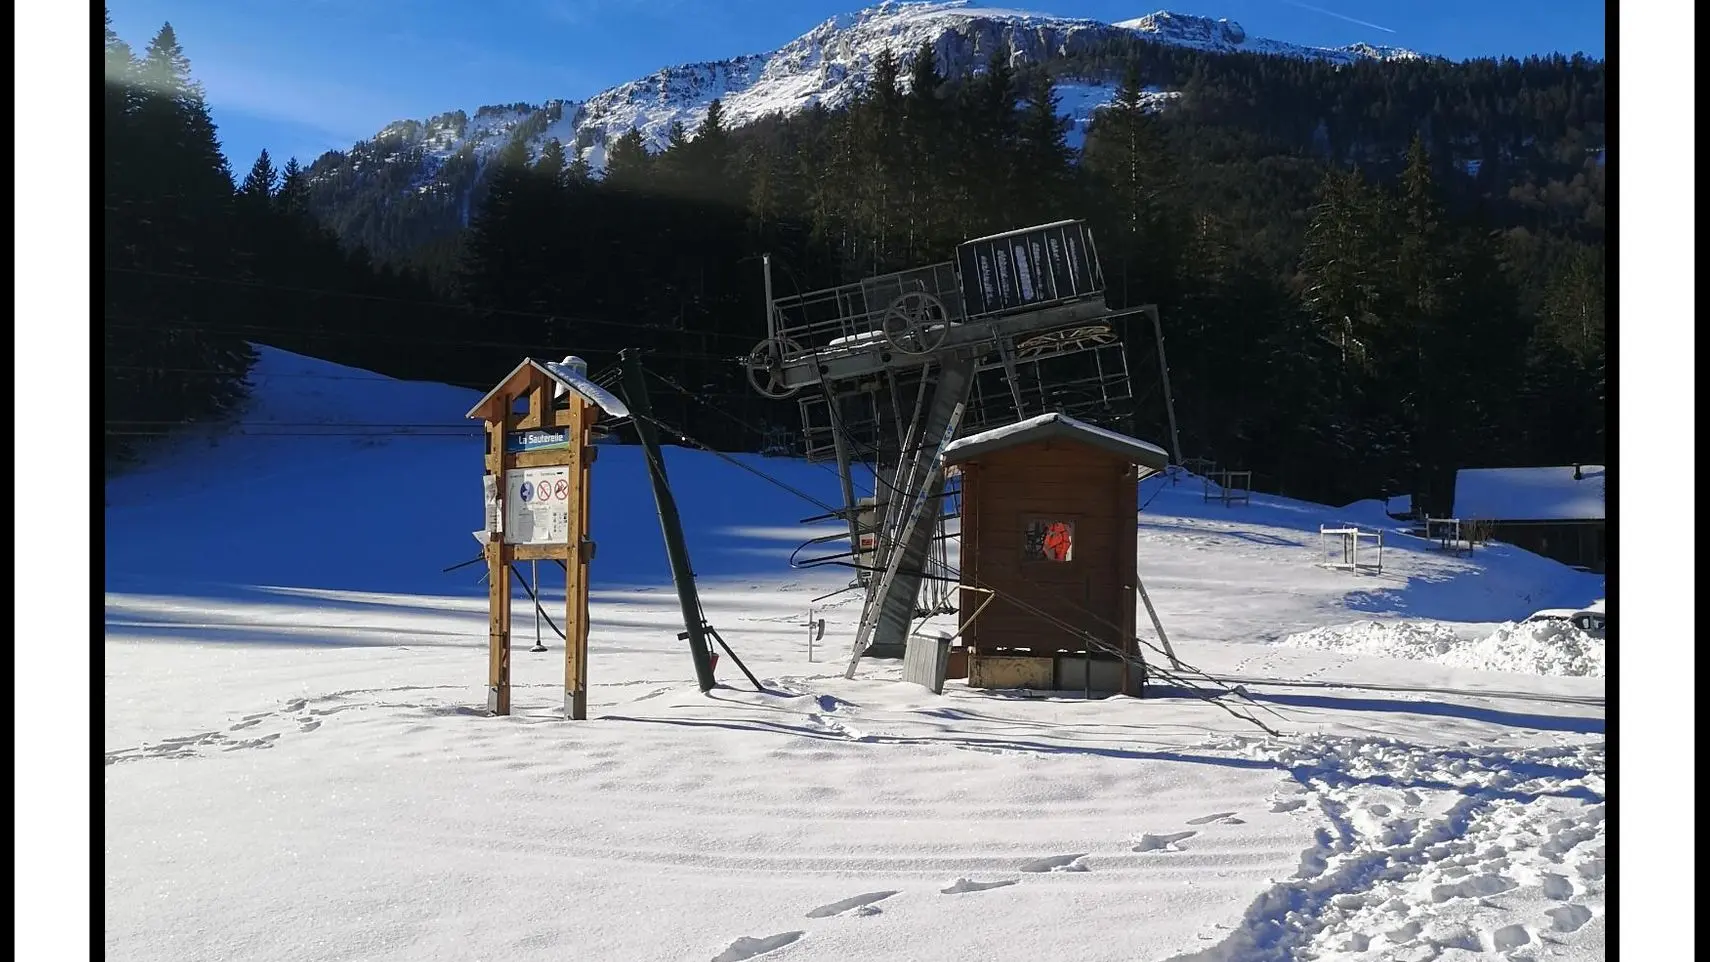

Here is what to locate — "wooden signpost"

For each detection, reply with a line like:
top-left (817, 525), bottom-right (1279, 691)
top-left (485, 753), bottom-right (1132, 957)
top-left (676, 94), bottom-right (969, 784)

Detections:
top-left (465, 357), bottom-right (628, 719)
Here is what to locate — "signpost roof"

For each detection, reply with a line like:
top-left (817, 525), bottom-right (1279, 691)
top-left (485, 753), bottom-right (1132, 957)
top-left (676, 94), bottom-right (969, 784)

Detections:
top-left (465, 357), bottom-right (631, 422)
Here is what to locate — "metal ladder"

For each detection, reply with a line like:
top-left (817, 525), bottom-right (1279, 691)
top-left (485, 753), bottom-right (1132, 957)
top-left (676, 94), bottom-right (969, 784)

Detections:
top-left (843, 355), bottom-right (975, 677)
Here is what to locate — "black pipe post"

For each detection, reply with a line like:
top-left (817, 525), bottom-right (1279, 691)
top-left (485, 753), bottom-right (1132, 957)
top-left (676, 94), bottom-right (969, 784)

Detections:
top-left (620, 350), bottom-right (719, 692)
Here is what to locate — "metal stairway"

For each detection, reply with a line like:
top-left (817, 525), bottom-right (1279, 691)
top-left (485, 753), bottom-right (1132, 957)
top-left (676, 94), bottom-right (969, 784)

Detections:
top-left (844, 354), bottom-right (975, 676)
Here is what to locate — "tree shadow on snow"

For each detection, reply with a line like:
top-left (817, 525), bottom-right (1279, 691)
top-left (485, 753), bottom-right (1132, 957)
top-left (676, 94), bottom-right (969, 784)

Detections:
top-left (1209, 687), bottom-right (1603, 736)
top-left (1214, 674), bottom-right (1604, 708)
top-left (1137, 518), bottom-right (1308, 548)
top-left (102, 619), bottom-right (476, 649)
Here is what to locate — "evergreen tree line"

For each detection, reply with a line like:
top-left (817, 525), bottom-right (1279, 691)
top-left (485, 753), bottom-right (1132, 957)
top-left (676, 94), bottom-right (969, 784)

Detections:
top-left (103, 16), bottom-right (531, 468)
top-left (308, 37), bottom-right (1604, 270)
top-left (105, 23), bottom-right (1604, 512)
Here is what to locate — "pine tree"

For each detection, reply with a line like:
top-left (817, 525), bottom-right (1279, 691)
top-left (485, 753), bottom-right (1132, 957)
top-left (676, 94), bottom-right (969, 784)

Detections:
top-left (139, 24), bottom-right (232, 196)
top-left (845, 49), bottom-right (906, 270)
top-left (1013, 74), bottom-right (1073, 226)
top-left (604, 128), bottom-right (652, 188)
top-left (1391, 135), bottom-right (1447, 493)
top-left (535, 138), bottom-right (567, 187)
top-left (1298, 166), bottom-right (1391, 369)
top-left (1539, 244), bottom-right (1604, 361)
top-left (104, 10), bottom-right (140, 242)
top-left (1083, 64), bottom-right (1181, 307)
top-left (692, 99), bottom-right (736, 201)
top-left (276, 157), bottom-right (309, 217)
top-left (565, 145), bottom-right (593, 184)
top-left (899, 40), bottom-right (950, 259)
top-left (105, 21), bottom-right (254, 466)
top-left (240, 149), bottom-right (279, 202)
top-left (954, 50), bottom-right (1019, 236)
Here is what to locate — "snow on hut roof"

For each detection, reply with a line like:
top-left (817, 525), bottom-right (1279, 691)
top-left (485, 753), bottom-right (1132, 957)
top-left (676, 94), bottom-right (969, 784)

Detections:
top-left (1452, 465), bottom-right (1605, 522)
top-left (943, 412), bottom-right (1170, 473)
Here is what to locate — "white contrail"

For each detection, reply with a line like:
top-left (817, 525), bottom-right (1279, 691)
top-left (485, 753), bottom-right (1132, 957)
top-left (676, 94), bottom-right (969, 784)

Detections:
top-left (1276, 0), bottom-right (1398, 33)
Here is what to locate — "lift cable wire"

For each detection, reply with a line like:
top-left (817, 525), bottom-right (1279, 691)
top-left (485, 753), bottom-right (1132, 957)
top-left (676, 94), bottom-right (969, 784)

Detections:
top-left (632, 369), bottom-right (936, 582)
top-left (625, 409), bottom-right (846, 520)
top-left (103, 266), bottom-right (757, 344)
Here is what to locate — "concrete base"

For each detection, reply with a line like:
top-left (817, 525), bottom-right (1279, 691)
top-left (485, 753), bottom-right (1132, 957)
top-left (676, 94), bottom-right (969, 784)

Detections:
top-left (967, 654), bottom-right (1055, 691)
top-left (966, 652), bottom-right (1144, 697)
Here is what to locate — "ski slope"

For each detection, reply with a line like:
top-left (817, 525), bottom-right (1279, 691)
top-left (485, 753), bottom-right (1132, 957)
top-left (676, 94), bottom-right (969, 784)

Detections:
top-left (105, 347), bottom-right (1607, 962)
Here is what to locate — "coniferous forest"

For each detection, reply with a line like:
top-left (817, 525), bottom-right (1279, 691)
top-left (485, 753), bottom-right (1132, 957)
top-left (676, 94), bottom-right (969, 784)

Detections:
top-left (104, 18), bottom-right (1605, 511)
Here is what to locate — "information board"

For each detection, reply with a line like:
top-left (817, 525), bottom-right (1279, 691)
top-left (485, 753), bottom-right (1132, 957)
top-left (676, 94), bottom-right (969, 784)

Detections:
top-left (503, 465), bottom-right (572, 545)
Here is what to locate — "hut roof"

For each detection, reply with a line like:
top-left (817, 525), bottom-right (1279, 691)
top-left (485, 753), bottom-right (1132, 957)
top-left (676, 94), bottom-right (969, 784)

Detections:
top-left (944, 413), bottom-right (1169, 475)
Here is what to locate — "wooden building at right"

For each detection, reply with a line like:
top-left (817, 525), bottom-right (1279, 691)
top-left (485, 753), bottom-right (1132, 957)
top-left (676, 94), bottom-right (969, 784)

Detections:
top-left (1452, 464), bottom-right (1606, 572)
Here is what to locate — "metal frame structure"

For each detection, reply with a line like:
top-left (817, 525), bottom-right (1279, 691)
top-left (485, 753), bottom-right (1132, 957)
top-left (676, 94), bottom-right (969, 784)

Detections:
top-left (1426, 516), bottom-right (1476, 556)
top-left (742, 221), bottom-right (1160, 670)
top-left (1320, 525), bottom-right (1385, 575)
top-left (1203, 469), bottom-right (1253, 507)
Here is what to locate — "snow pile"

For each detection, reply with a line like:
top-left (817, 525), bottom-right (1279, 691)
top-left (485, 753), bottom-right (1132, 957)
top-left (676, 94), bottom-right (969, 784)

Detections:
top-left (1281, 619), bottom-right (1469, 659)
top-left (1441, 619), bottom-right (1606, 678)
top-left (1280, 618), bottom-right (1604, 678)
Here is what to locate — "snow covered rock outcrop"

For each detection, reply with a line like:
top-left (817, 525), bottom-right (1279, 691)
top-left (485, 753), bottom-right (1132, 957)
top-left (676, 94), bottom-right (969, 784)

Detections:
top-left (311, 1), bottom-right (1424, 185)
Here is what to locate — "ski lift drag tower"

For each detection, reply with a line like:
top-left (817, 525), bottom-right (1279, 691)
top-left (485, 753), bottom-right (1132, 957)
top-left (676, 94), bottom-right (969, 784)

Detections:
top-left (743, 220), bottom-right (1141, 666)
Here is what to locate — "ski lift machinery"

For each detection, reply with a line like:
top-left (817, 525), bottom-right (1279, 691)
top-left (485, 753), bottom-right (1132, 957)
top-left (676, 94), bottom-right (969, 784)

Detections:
top-left (743, 220), bottom-right (1157, 664)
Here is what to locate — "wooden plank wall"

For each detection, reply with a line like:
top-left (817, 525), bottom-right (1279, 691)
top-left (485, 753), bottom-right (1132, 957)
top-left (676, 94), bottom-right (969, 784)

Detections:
top-left (956, 440), bottom-right (1136, 660)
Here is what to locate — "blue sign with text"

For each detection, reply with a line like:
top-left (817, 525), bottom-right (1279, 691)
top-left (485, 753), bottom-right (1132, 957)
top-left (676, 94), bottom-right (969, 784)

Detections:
top-left (505, 427), bottom-right (572, 454)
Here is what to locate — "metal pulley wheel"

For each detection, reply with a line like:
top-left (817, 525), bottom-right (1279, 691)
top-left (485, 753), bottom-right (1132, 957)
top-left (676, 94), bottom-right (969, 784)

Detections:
top-left (880, 290), bottom-right (950, 356)
top-left (745, 336), bottom-right (804, 399)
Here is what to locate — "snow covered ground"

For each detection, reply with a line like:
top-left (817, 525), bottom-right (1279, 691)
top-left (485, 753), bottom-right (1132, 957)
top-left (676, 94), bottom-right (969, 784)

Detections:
top-left (103, 347), bottom-right (1611, 961)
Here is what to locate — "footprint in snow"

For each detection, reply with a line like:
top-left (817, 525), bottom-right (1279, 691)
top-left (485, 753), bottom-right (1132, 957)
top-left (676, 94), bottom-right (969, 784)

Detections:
top-left (1545, 904), bottom-right (1592, 933)
top-left (1491, 924), bottom-right (1532, 952)
top-left (805, 891), bottom-right (897, 919)
top-left (1539, 873), bottom-right (1574, 900)
top-left (941, 878), bottom-right (1017, 894)
top-left (711, 931), bottom-right (803, 962)
top-left (1019, 853), bottom-right (1089, 873)
top-left (1133, 831), bottom-right (1196, 853)
top-left (1186, 811), bottom-right (1241, 825)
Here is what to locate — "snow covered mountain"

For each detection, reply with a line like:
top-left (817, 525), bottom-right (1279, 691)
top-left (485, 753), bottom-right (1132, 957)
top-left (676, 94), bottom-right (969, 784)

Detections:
top-left (310, 2), bottom-right (1421, 189)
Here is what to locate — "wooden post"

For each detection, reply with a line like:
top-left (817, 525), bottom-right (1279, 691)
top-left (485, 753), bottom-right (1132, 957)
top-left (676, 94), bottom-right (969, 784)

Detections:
top-left (1119, 467), bottom-right (1140, 696)
top-left (486, 415), bottom-right (513, 715)
top-left (564, 397), bottom-right (591, 720)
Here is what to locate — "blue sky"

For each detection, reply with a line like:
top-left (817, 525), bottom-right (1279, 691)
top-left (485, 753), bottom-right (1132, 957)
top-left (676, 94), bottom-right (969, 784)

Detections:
top-left (107, 0), bottom-right (1606, 174)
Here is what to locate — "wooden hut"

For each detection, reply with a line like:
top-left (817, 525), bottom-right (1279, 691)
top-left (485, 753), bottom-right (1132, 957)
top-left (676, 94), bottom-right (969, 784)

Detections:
top-left (1452, 464), bottom-right (1606, 572)
top-left (944, 413), bottom-right (1170, 696)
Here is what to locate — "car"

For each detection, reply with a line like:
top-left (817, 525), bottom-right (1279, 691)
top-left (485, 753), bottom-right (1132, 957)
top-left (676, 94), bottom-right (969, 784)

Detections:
top-left (1522, 604), bottom-right (1606, 639)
